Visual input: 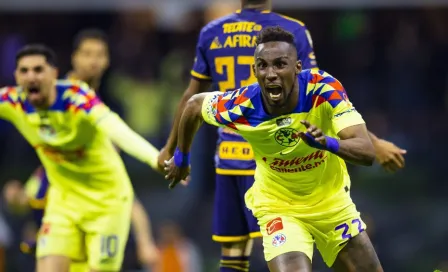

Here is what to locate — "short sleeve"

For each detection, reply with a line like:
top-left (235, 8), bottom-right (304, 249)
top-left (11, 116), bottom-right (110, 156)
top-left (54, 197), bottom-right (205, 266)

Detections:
top-left (191, 28), bottom-right (212, 81)
top-left (76, 85), bottom-right (112, 125)
top-left (0, 87), bottom-right (18, 122)
top-left (294, 27), bottom-right (318, 69)
top-left (328, 80), bottom-right (365, 133)
top-left (201, 91), bottom-right (224, 127)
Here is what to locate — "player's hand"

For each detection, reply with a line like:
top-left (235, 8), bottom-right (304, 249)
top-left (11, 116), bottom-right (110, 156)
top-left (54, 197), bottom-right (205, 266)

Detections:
top-left (164, 157), bottom-right (190, 189)
top-left (158, 147), bottom-right (172, 172)
top-left (137, 243), bottom-right (161, 270)
top-left (298, 120), bottom-right (327, 148)
top-left (372, 138), bottom-right (406, 173)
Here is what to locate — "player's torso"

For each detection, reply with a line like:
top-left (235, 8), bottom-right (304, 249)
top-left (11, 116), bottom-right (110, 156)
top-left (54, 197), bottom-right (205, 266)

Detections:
top-left (3, 83), bottom-right (132, 207)
top-left (203, 10), bottom-right (306, 173)
top-left (231, 78), bottom-right (346, 198)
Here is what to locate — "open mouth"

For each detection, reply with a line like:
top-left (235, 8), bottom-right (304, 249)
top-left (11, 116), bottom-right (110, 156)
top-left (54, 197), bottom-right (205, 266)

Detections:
top-left (28, 87), bottom-right (40, 94)
top-left (266, 85), bottom-right (283, 99)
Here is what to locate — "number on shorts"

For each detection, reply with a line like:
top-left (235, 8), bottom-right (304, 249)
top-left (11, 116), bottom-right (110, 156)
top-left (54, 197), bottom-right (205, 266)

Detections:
top-left (100, 235), bottom-right (118, 258)
top-left (351, 218), bottom-right (365, 233)
top-left (335, 218), bottom-right (365, 240)
top-left (335, 223), bottom-right (352, 240)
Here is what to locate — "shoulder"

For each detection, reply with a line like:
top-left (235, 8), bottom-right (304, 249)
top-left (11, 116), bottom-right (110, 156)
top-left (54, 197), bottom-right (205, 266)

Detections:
top-left (57, 80), bottom-right (101, 113)
top-left (299, 69), bottom-right (348, 110)
top-left (269, 12), bottom-right (307, 30)
top-left (0, 86), bottom-right (21, 103)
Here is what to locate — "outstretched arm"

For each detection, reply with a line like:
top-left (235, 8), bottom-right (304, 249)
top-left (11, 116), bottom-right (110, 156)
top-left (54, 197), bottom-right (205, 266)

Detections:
top-left (159, 79), bottom-right (211, 164)
top-left (164, 92), bottom-right (211, 188)
top-left (368, 131), bottom-right (406, 172)
top-left (131, 199), bottom-right (160, 268)
top-left (96, 113), bottom-right (161, 171)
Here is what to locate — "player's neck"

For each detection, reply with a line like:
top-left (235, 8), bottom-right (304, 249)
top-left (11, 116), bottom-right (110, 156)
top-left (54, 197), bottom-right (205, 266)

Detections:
top-left (242, 1), bottom-right (270, 10)
top-left (39, 85), bottom-right (57, 110)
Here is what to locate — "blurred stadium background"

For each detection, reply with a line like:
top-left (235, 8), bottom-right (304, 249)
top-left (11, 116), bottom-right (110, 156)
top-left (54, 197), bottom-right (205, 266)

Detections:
top-left (0, 0), bottom-right (448, 271)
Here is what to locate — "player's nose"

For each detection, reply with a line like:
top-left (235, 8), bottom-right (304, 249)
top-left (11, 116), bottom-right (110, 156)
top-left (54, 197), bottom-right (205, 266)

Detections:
top-left (266, 67), bottom-right (278, 81)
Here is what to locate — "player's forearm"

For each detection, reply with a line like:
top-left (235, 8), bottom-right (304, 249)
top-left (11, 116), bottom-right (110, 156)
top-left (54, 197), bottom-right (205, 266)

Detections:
top-left (367, 130), bottom-right (380, 144)
top-left (336, 138), bottom-right (375, 166)
top-left (177, 95), bottom-right (204, 153)
top-left (165, 92), bottom-right (195, 155)
top-left (131, 200), bottom-right (155, 245)
top-left (97, 113), bottom-right (159, 169)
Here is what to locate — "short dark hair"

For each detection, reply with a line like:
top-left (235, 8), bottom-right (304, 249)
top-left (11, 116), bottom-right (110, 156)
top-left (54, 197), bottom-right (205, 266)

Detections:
top-left (244, 0), bottom-right (267, 4)
top-left (15, 44), bottom-right (57, 67)
top-left (73, 28), bottom-right (108, 51)
top-left (256, 26), bottom-right (296, 47)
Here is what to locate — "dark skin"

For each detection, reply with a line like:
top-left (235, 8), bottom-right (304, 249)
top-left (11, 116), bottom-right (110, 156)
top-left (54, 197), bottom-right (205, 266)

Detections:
top-left (158, 33), bottom-right (405, 172)
top-left (164, 40), bottom-right (382, 271)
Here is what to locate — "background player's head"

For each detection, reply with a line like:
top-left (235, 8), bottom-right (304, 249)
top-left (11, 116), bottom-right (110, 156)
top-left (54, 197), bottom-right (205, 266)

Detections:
top-left (253, 26), bottom-right (302, 109)
top-left (71, 28), bottom-right (109, 81)
top-left (15, 44), bottom-right (58, 108)
top-left (242, 0), bottom-right (271, 9)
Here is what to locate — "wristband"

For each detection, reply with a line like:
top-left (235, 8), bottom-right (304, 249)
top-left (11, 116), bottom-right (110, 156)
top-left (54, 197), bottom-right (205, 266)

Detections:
top-left (304, 133), bottom-right (340, 153)
top-left (174, 147), bottom-right (190, 167)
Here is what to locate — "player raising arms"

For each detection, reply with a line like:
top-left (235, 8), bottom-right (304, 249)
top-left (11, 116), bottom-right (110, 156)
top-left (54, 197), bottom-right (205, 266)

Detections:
top-left (0, 44), bottom-right (160, 272)
top-left (159, 0), bottom-right (402, 270)
top-left (165, 26), bottom-right (383, 272)
top-left (159, 1), bottom-right (319, 270)
top-left (3, 29), bottom-right (160, 272)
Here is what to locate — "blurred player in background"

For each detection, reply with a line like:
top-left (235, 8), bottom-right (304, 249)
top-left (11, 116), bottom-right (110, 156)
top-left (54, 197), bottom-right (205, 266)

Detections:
top-left (165, 26), bottom-right (383, 272)
top-left (158, 0), bottom-right (404, 270)
top-left (3, 29), bottom-right (160, 272)
top-left (0, 44), bottom-right (160, 272)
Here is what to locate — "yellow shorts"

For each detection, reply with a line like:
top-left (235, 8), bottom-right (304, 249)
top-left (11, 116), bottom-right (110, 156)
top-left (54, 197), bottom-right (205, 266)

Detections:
top-left (36, 190), bottom-right (133, 271)
top-left (254, 191), bottom-right (366, 267)
top-left (70, 262), bottom-right (88, 272)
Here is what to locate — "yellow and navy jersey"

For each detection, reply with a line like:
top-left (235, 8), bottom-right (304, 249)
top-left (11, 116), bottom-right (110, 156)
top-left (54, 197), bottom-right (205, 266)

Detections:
top-left (202, 69), bottom-right (364, 203)
top-left (0, 80), bottom-right (133, 211)
top-left (191, 8), bottom-right (318, 174)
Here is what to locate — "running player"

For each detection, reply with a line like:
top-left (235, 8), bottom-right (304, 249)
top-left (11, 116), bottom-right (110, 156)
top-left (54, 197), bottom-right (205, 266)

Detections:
top-left (0, 44), bottom-right (160, 272)
top-left (158, 0), bottom-right (402, 270)
top-left (165, 26), bottom-right (383, 271)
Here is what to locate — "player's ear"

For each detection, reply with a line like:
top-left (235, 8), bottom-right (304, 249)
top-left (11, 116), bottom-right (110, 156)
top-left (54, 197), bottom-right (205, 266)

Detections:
top-left (252, 63), bottom-right (257, 77)
top-left (295, 60), bottom-right (302, 74)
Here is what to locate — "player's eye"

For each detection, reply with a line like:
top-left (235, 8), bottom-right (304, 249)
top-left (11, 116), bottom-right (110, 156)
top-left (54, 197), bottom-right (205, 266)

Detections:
top-left (34, 66), bottom-right (43, 73)
top-left (257, 62), bottom-right (267, 69)
top-left (19, 68), bottom-right (28, 73)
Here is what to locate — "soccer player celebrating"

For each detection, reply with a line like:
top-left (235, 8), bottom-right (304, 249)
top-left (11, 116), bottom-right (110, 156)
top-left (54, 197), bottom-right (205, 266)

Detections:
top-left (0, 44), bottom-right (160, 272)
top-left (165, 26), bottom-right (383, 271)
top-left (3, 29), bottom-right (160, 272)
top-left (158, 0), bottom-right (402, 270)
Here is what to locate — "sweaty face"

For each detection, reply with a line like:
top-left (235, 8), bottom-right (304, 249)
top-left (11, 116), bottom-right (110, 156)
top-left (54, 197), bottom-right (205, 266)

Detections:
top-left (15, 55), bottom-right (57, 108)
top-left (253, 41), bottom-right (301, 109)
top-left (72, 39), bottom-right (109, 79)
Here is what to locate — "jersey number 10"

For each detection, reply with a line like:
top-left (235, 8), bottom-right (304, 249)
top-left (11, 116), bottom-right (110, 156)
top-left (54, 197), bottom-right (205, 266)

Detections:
top-left (215, 56), bottom-right (257, 92)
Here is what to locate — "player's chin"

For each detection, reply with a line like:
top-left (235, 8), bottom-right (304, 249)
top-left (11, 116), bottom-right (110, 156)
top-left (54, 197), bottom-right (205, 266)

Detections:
top-left (27, 95), bottom-right (44, 107)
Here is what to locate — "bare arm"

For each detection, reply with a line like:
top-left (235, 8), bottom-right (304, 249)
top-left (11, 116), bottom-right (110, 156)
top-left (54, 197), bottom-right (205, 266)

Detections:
top-left (164, 79), bottom-right (211, 155)
top-left (96, 113), bottom-right (160, 171)
top-left (177, 93), bottom-right (208, 153)
top-left (164, 92), bottom-right (211, 188)
top-left (337, 124), bottom-right (375, 166)
top-left (131, 199), bottom-right (155, 247)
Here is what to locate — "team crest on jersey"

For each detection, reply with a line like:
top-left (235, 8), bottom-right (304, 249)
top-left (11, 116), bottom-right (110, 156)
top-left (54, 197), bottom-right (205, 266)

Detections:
top-left (274, 128), bottom-right (300, 147)
top-left (272, 233), bottom-right (286, 247)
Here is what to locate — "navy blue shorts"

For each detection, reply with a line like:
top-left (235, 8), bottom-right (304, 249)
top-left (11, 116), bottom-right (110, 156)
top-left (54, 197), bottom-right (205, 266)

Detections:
top-left (212, 174), bottom-right (261, 242)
